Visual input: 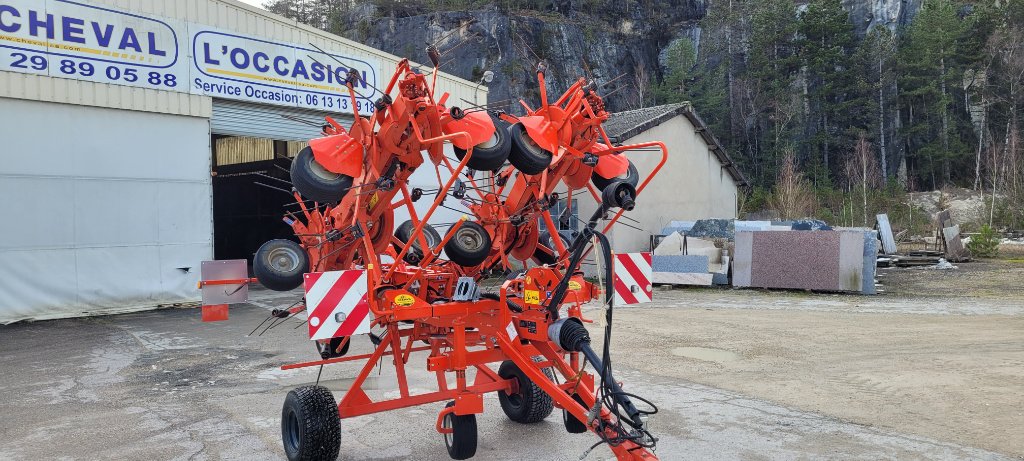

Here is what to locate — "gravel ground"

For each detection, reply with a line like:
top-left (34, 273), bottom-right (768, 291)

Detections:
top-left (0, 261), bottom-right (1021, 460)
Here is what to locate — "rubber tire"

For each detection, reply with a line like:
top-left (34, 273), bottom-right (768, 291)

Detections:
top-left (507, 123), bottom-right (553, 175)
top-left (591, 158), bottom-right (639, 192)
top-left (254, 239), bottom-right (309, 292)
top-left (497, 360), bottom-right (554, 423)
top-left (443, 221), bottom-right (492, 267)
top-left (317, 337), bottom-right (350, 359)
top-left (443, 401), bottom-right (477, 460)
top-left (281, 386), bottom-right (341, 461)
top-left (533, 231), bottom-right (570, 265)
top-left (563, 393), bottom-right (589, 434)
top-left (454, 114), bottom-right (512, 171)
top-left (290, 146), bottom-right (353, 205)
top-left (394, 220), bottom-right (442, 265)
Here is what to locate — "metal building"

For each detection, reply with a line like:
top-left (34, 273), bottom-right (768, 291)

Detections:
top-left (0, 0), bottom-right (482, 323)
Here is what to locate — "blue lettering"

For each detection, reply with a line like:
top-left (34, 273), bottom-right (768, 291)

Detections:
top-left (202, 42), bottom-right (220, 65)
top-left (273, 56), bottom-right (289, 77)
top-left (310, 62), bottom-right (325, 82)
top-left (253, 52), bottom-right (270, 73)
top-left (291, 59), bottom-right (309, 79)
top-left (333, 68), bottom-right (346, 85)
top-left (91, 22), bottom-right (114, 47)
top-left (360, 71), bottom-right (368, 89)
top-left (61, 16), bottom-right (85, 44)
top-left (0, 5), bottom-right (20, 33)
top-left (118, 28), bottom-right (142, 52)
top-left (229, 48), bottom-right (249, 69)
top-left (28, 10), bottom-right (54, 40)
top-left (146, 32), bottom-right (166, 57)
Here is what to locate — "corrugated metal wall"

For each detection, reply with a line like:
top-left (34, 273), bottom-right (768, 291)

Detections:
top-left (0, 0), bottom-right (483, 118)
top-left (211, 100), bottom-right (352, 141)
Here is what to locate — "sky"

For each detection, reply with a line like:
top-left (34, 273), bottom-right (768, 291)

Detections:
top-left (235, 0), bottom-right (265, 9)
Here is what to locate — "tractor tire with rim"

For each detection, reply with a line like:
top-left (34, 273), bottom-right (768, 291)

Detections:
top-left (507, 123), bottom-right (553, 175)
top-left (497, 360), bottom-right (554, 424)
top-left (290, 146), bottom-right (353, 205)
top-left (254, 239), bottom-right (309, 292)
top-left (281, 385), bottom-right (341, 461)
top-left (533, 231), bottom-right (570, 266)
top-left (454, 114), bottom-right (512, 171)
top-left (563, 393), bottom-right (589, 434)
top-left (394, 220), bottom-right (442, 265)
top-left (591, 158), bottom-right (639, 192)
top-left (443, 221), bottom-right (492, 267)
top-left (442, 401), bottom-right (477, 460)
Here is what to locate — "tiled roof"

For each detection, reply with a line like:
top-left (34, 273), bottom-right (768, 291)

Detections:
top-left (605, 102), bottom-right (748, 187)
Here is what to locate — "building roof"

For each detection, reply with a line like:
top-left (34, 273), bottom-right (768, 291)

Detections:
top-left (604, 102), bottom-right (748, 187)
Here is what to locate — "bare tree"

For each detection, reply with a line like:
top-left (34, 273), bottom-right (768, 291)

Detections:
top-left (769, 151), bottom-right (817, 220)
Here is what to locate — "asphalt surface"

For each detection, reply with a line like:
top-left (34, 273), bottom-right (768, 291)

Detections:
top-left (0, 287), bottom-right (1016, 461)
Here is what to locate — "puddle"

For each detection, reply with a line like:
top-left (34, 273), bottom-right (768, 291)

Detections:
top-left (671, 347), bottom-right (740, 363)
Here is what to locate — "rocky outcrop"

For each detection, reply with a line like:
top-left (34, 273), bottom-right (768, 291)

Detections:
top-left (842, 0), bottom-right (923, 35)
top-left (330, 1), bottom-right (920, 112)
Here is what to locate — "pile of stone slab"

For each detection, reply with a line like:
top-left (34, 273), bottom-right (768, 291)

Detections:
top-left (651, 218), bottom-right (879, 294)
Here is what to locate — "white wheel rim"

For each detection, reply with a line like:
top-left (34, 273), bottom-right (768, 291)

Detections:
top-left (456, 228), bottom-right (485, 251)
top-left (267, 246), bottom-right (301, 272)
top-left (478, 131), bottom-right (500, 150)
top-left (308, 157), bottom-right (341, 181)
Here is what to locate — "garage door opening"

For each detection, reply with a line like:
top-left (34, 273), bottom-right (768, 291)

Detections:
top-left (212, 136), bottom-right (306, 261)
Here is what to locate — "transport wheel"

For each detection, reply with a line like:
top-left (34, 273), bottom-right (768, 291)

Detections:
top-left (443, 401), bottom-right (477, 460)
top-left (454, 114), bottom-right (512, 171)
top-left (497, 360), bottom-right (554, 423)
top-left (281, 385), bottom-right (341, 461)
top-left (563, 393), bottom-right (589, 434)
top-left (394, 220), bottom-right (442, 264)
top-left (316, 337), bottom-right (350, 359)
top-left (591, 158), bottom-right (639, 192)
top-left (443, 222), bottom-right (492, 267)
top-left (290, 146), bottom-right (353, 205)
top-left (533, 231), bottom-right (570, 265)
top-left (254, 239), bottom-right (309, 291)
top-left (507, 123), bottom-right (553, 175)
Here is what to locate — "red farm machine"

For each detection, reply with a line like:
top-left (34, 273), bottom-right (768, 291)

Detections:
top-left (205, 51), bottom-right (668, 460)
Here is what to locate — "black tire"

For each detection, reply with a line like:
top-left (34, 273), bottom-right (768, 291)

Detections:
top-left (281, 386), bottom-right (341, 461)
top-left (507, 123), bottom-right (553, 175)
top-left (443, 222), bottom-right (492, 267)
top-left (395, 220), bottom-right (442, 265)
top-left (533, 231), bottom-right (570, 265)
top-left (443, 401), bottom-right (477, 460)
top-left (591, 158), bottom-right (639, 191)
top-left (316, 337), bottom-right (350, 359)
top-left (563, 393), bottom-right (589, 434)
top-left (290, 146), bottom-right (353, 205)
top-left (497, 360), bottom-right (554, 424)
top-left (454, 114), bottom-right (512, 171)
top-left (254, 239), bottom-right (309, 291)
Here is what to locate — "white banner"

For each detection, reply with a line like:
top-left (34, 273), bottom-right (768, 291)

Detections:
top-left (0, 0), bottom-right (188, 91)
top-left (0, 0), bottom-right (381, 114)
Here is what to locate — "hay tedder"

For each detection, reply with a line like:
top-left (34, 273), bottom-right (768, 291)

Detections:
top-left (204, 50), bottom-right (668, 459)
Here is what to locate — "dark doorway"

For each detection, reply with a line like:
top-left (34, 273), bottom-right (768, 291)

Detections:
top-left (212, 136), bottom-right (300, 261)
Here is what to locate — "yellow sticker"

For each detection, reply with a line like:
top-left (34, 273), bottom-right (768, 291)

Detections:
top-left (568, 281), bottom-right (582, 290)
top-left (368, 192), bottom-right (380, 209)
top-left (524, 290), bottom-right (540, 305)
top-left (394, 294), bottom-right (415, 307)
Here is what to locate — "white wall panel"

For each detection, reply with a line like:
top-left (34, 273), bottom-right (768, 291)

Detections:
top-left (0, 99), bottom-right (212, 323)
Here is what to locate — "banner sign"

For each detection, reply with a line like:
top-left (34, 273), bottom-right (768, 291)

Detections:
top-left (190, 28), bottom-right (379, 113)
top-left (0, 0), bottom-right (381, 114)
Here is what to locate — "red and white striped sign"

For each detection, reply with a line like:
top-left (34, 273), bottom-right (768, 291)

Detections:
top-left (303, 270), bottom-right (372, 341)
top-left (613, 252), bottom-right (653, 305)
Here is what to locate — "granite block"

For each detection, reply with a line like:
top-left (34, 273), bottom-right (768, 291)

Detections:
top-left (654, 232), bottom-right (685, 255)
top-left (652, 255), bottom-right (709, 273)
top-left (688, 219), bottom-right (735, 239)
top-left (876, 214), bottom-right (897, 254)
top-left (861, 230), bottom-right (878, 295)
top-left (838, 230), bottom-right (866, 291)
top-left (749, 231), bottom-right (842, 291)
top-left (735, 221), bottom-right (771, 232)
top-left (653, 272), bottom-right (713, 286)
top-left (732, 231), bottom-right (754, 287)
